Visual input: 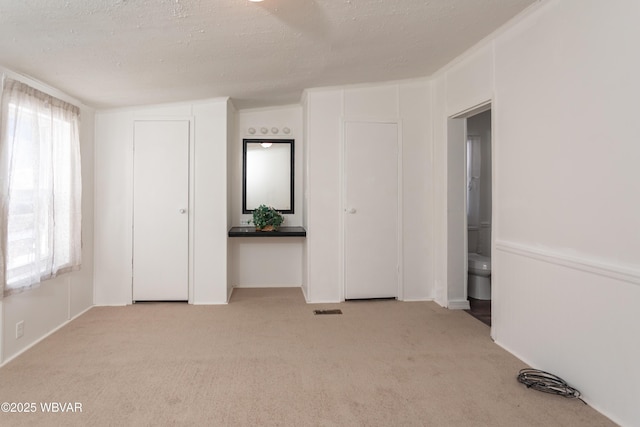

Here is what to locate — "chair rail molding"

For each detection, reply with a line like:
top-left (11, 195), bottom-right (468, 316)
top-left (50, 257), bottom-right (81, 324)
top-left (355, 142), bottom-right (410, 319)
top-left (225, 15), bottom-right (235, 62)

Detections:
top-left (495, 240), bottom-right (640, 286)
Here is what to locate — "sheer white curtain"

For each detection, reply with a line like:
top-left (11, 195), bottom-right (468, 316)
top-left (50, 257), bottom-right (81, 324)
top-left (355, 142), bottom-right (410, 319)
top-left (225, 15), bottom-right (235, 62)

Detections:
top-left (0, 78), bottom-right (82, 297)
top-left (466, 135), bottom-right (481, 228)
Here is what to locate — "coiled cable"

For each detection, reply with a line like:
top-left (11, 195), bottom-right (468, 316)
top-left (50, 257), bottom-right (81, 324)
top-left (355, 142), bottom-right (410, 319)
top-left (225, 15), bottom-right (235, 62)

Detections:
top-left (517, 368), bottom-right (586, 404)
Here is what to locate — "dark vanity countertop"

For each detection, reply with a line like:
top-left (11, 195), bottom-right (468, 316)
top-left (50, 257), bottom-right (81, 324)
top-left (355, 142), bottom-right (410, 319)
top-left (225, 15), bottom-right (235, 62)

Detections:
top-left (228, 226), bottom-right (307, 237)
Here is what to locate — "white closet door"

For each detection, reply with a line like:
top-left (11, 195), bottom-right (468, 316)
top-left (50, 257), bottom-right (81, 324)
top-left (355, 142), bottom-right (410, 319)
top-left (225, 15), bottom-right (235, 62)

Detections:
top-left (344, 121), bottom-right (399, 299)
top-left (133, 120), bottom-right (189, 301)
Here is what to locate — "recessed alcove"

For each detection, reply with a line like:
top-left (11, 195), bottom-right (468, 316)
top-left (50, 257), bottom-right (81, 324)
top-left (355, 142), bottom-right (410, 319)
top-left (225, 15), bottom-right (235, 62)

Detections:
top-left (228, 105), bottom-right (305, 291)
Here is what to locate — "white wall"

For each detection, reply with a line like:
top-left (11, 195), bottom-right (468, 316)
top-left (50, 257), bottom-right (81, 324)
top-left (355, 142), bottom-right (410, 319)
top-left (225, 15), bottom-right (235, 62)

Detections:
top-left (231, 105), bottom-right (303, 226)
top-left (399, 81), bottom-right (434, 301)
top-left (432, 43), bottom-right (496, 309)
top-left (94, 98), bottom-right (229, 305)
top-left (431, 1), bottom-right (640, 424)
top-left (0, 67), bottom-right (95, 364)
top-left (445, 115), bottom-right (469, 307)
top-left (193, 100), bottom-right (231, 303)
top-left (431, 74), bottom-right (448, 306)
top-left (301, 94), bottom-right (310, 298)
top-left (227, 101), bottom-right (236, 297)
top-left (303, 80), bottom-right (433, 303)
top-left (227, 105), bottom-right (304, 289)
top-left (228, 238), bottom-right (304, 288)
top-left (303, 89), bottom-right (343, 303)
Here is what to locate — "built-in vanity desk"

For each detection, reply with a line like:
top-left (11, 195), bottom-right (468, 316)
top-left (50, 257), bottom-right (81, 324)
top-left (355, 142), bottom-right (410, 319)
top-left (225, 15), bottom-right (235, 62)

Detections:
top-left (228, 226), bottom-right (306, 237)
top-left (227, 226), bottom-right (306, 288)
top-left (230, 135), bottom-right (304, 288)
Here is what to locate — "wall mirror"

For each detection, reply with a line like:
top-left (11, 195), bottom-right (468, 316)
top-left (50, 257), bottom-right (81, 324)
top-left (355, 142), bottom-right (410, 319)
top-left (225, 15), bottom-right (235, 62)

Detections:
top-left (243, 139), bottom-right (294, 214)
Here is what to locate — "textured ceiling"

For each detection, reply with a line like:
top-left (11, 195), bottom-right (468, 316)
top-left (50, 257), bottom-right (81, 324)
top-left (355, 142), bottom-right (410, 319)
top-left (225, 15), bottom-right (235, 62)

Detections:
top-left (0, 0), bottom-right (536, 109)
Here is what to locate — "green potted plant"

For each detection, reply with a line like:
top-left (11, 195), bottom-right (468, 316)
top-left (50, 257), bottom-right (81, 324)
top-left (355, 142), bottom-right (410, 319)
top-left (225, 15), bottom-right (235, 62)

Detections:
top-left (250, 204), bottom-right (284, 231)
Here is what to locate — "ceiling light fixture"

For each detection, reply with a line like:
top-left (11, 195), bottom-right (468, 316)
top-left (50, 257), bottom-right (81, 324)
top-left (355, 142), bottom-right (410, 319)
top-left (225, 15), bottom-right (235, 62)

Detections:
top-left (248, 0), bottom-right (264, 2)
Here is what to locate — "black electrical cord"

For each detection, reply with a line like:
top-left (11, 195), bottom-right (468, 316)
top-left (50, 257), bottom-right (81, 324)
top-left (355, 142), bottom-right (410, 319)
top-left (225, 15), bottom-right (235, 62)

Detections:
top-left (517, 368), bottom-right (586, 404)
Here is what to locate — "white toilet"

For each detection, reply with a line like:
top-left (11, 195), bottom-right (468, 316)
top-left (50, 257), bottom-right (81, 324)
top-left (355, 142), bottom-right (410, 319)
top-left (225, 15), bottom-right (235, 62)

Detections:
top-left (468, 253), bottom-right (491, 300)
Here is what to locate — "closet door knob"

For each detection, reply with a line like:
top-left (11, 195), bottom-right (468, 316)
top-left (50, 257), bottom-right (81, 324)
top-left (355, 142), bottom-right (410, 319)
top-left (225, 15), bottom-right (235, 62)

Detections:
top-left (179, 209), bottom-right (186, 214)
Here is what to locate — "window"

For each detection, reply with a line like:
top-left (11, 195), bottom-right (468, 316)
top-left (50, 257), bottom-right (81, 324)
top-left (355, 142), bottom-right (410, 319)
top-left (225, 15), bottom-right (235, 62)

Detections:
top-left (0, 78), bottom-right (82, 296)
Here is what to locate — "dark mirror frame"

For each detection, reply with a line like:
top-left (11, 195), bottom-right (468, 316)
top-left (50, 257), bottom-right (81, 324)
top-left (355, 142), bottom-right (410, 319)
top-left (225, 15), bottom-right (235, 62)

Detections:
top-left (242, 138), bottom-right (295, 214)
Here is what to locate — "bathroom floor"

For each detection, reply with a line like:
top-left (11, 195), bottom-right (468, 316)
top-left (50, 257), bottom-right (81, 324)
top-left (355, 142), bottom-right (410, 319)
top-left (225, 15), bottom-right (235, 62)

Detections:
top-left (465, 298), bottom-right (491, 327)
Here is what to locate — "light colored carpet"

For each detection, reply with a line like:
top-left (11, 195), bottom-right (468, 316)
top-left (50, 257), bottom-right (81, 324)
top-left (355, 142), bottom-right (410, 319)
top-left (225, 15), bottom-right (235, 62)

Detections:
top-left (0, 288), bottom-right (614, 426)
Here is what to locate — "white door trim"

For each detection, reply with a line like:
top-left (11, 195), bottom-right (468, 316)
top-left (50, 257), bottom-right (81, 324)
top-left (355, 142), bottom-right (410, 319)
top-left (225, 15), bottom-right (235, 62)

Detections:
top-left (446, 100), bottom-right (494, 338)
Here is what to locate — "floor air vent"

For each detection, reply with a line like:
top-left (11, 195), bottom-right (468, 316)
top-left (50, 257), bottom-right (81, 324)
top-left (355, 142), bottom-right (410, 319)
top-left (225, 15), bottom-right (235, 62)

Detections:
top-left (313, 309), bottom-right (343, 315)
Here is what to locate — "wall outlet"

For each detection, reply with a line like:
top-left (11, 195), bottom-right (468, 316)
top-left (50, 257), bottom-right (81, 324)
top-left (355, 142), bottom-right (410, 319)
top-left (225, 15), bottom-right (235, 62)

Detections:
top-left (16, 320), bottom-right (24, 339)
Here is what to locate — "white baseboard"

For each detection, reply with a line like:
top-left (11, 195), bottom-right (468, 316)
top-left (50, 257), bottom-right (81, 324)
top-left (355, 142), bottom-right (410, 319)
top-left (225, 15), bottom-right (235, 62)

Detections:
top-left (191, 301), bottom-right (229, 305)
top-left (92, 303), bottom-right (128, 307)
top-left (232, 284), bottom-right (301, 288)
top-left (492, 338), bottom-right (622, 427)
top-left (448, 299), bottom-right (471, 310)
top-left (1, 305), bottom-right (93, 368)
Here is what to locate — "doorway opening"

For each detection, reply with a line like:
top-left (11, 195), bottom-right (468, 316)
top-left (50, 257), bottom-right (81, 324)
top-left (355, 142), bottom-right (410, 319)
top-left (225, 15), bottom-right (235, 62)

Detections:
top-left (447, 103), bottom-right (493, 330)
top-left (465, 109), bottom-right (492, 326)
